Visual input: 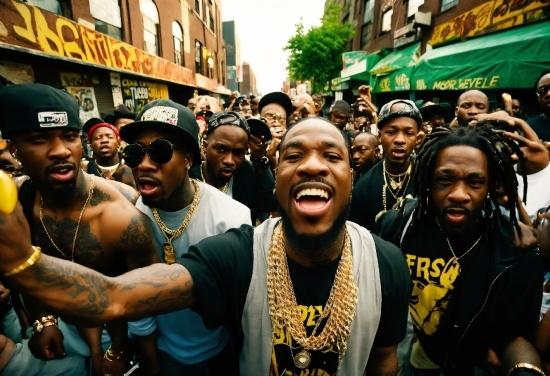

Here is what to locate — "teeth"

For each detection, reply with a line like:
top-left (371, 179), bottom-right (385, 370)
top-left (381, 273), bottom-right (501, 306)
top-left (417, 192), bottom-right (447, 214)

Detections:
top-left (296, 188), bottom-right (329, 200)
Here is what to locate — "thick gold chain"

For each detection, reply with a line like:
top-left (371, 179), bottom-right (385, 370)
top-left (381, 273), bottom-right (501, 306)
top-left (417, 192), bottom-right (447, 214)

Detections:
top-left (266, 222), bottom-right (357, 369)
top-left (40, 175), bottom-right (95, 262)
top-left (152, 179), bottom-right (201, 240)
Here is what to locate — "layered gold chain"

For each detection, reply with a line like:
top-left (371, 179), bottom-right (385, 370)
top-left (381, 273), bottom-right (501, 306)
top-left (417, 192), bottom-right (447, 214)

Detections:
top-left (266, 222), bottom-right (357, 369)
top-left (152, 179), bottom-right (201, 264)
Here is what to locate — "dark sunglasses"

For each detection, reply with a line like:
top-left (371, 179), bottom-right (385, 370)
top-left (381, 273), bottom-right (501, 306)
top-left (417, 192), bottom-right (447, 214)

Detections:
top-left (123, 139), bottom-right (180, 168)
top-left (537, 85), bottom-right (550, 97)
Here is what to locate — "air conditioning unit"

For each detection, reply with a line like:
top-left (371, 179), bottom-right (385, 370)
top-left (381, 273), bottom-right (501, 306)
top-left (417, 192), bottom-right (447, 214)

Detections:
top-left (414, 11), bottom-right (432, 27)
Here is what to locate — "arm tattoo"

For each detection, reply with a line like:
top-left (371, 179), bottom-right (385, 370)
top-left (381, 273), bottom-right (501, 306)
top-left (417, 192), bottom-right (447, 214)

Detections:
top-left (19, 256), bottom-right (195, 325)
top-left (120, 214), bottom-right (160, 269)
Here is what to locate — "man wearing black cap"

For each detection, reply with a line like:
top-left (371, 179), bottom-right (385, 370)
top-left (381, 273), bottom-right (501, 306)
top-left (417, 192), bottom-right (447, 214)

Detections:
top-left (81, 118), bottom-right (137, 196)
top-left (112, 104), bottom-right (136, 131)
top-left (350, 99), bottom-right (421, 230)
top-left (189, 112), bottom-right (276, 223)
top-left (121, 99), bottom-right (251, 375)
top-left (419, 102), bottom-right (450, 133)
top-left (328, 100), bottom-right (352, 131)
top-left (259, 91), bottom-right (293, 171)
top-left (0, 83), bottom-right (159, 375)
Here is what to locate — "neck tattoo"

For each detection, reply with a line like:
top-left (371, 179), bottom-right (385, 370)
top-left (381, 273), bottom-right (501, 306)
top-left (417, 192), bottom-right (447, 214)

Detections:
top-left (40, 176), bottom-right (95, 262)
top-left (200, 162), bottom-right (230, 194)
top-left (266, 222), bottom-right (357, 370)
top-left (152, 179), bottom-right (201, 264)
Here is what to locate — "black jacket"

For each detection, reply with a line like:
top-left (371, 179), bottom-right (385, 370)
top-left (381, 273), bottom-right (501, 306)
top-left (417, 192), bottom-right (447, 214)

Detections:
top-left (373, 199), bottom-right (543, 375)
top-left (190, 160), bottom-right (276, 223)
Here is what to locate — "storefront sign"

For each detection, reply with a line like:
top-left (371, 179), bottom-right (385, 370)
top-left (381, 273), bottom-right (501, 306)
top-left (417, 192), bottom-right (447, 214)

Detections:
top-left (342, 51), bottom-right (367, 69)
top-left (195, 74), bottom-right (218, 92)
top-left (372, 66), bottom-right (414, 93)
top-left (0, 0), bottom-right (196, 86)
top-left (430, 0), bottom-right (550, 46)
top-left (121, 78), bottom-right (169, 113)
top-left (417, 75), bottom-right (500, 90)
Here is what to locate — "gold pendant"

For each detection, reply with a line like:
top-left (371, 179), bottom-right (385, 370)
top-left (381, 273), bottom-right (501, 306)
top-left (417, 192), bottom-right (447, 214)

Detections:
top-left (294, 350), bottom-right (311, 369)
top-left (390, 179), bottom-right (402, 190)
top-left (163, 242), bottom-right (176, 264)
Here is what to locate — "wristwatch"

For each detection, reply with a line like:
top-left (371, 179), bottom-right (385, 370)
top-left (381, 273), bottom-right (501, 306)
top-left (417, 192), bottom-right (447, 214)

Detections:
top-left (251, 156), bottom-right (269, 169)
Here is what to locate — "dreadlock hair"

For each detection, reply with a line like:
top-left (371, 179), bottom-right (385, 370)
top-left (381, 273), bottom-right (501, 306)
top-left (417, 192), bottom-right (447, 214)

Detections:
top-left (412, 122), bottom-right (528, 240)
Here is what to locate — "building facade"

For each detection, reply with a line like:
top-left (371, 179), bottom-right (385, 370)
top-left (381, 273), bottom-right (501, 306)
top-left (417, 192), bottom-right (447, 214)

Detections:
top-left (0, 0), bottom-right (230, 123)
top-left (328, 0), bottom-right (550, 116)
top-left (240, 62), bottom-right (257, 97)
top-left (222, 20), bottom-right (241, 93)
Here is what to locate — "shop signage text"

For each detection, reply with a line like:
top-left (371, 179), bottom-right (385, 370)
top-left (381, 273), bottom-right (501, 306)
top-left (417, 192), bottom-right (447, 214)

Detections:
top-left (0, 0), bottom-right (196, 86)
top-left (426, 76), bottom-right (500, 90)
top-left (121, 79), bottom-right (169, 113)
top-left (430, 0), bottom-right (550, 46)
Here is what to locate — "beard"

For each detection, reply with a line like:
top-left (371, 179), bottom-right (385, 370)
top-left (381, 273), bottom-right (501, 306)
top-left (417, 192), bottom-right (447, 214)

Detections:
top-left (277, 201), bottom-right (350, 256)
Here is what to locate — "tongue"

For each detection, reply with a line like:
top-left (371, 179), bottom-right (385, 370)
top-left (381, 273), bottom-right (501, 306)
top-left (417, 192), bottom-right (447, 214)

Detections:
top-left (297, 197), bottom-right (327, 210)
top-left (141, 183), bottom-right (158, 191)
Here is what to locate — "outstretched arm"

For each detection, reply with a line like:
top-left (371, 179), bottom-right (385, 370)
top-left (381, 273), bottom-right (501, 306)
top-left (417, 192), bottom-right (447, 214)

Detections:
top-left (0, 202), bottom-right (194, 326)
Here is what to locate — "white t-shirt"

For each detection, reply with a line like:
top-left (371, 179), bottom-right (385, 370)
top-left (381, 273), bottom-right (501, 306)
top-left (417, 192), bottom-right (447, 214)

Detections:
top-left (517, 164), bottom-right (550, 221)
top-left (129, 180), bottom-right (251, 364)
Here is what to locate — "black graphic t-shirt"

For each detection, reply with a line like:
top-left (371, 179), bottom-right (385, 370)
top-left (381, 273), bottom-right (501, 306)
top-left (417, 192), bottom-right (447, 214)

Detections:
top-left (350, 161), bottom-right (415, 230)
top-left (179, 224), bottom-right (411, 375)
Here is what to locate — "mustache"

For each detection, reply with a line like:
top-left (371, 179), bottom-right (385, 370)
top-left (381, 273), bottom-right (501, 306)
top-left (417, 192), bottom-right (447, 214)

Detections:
top-left (137, 173), bottom-right (162, 186)
top-left (289, 177), bottom-right (336, 195)
top-left (443, 204), bottom-right (471, 215)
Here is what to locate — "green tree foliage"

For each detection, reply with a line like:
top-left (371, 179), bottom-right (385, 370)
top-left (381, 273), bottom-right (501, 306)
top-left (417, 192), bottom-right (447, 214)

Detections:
top-left (285, 4), bottom-right (355, 93)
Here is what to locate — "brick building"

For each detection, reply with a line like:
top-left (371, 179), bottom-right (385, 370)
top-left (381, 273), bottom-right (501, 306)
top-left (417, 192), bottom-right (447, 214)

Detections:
top-left (0, 0), bottom-right (230, 122)
top-left (327, 0), bottom-right (550, 116)
top-left (240, 62), bottom-right (258, 97)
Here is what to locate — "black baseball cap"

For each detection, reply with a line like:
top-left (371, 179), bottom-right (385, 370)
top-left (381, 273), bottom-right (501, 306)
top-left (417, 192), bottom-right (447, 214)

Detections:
top-left (259, 92), bottom-right (293, 118)
top-left (0, 83), bottom-right (81, 138)
top-left (377, 99), bottom-right (423, 129)
top-left (419, 102), bottom-right (451, 119)
top-left (120, 99), bottom-right (200, 163)
top-left (113, 104), bottom-right (136, 121)
top-left (247, 118), bottom-right (272, 143)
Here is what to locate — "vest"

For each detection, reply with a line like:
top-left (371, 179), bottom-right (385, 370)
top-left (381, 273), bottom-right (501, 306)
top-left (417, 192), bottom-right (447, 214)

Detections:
top-left (239, 218), bottom-right (382, 375)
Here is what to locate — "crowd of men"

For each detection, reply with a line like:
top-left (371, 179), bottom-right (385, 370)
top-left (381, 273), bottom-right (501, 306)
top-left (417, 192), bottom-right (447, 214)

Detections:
top-left (0, 68), bottom-right (549, 376)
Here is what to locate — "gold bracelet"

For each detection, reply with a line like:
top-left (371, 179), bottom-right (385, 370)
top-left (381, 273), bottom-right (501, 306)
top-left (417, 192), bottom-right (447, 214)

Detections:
top-left (4, 246), bottom-right (42, 276)
top-left (508, 363), bottom-right (546, 376)
top-left (104, 345), bottom-right (124, 362)
top-left (33, 315), bottom-right (58, 333)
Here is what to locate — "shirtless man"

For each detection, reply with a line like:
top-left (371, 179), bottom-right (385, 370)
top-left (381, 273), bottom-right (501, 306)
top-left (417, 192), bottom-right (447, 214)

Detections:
top-left (0, 84), bottom-right (159, 376)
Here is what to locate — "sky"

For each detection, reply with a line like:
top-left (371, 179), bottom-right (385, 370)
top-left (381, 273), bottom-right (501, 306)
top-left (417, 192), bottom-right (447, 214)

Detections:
top-left (222, 0), bottom-right (326, 95)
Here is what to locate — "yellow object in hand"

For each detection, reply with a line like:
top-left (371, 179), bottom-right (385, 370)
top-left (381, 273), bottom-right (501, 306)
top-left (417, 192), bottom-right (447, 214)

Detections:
top-left (0, 170), bottom-right (17, 215)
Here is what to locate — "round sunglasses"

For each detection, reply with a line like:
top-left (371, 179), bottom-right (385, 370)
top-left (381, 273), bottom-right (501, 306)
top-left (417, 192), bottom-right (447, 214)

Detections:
top-left (123, 139), bottom-right (180, 168)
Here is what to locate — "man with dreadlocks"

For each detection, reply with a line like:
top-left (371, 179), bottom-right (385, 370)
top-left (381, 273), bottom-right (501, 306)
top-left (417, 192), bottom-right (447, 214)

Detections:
top-left (374, 122), bottom-right (543, 375)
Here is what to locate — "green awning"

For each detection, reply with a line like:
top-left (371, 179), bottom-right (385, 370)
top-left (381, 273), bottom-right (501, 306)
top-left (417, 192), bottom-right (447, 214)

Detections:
top-left (371, 66), bottom-right (414, 93)
top-left (412, 22), bottom-right (550, 90)
top-left (341, 53), bottom-right (382, 81)
top-left (331, 76), bottom-right (350, 91)
top-left (369, 43), bottom-right (420, 76)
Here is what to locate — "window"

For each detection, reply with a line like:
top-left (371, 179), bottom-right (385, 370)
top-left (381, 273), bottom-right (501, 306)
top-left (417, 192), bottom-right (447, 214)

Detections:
top-left (173, 21), bottom-right (184, 66)
top-left (407, 0), bottom-right (424, 17)
top-left (195, 0), bottom-right (201, 15)
top-left (441, 0), bottom-right (458, 12)
top-left (141, 0), bottom-right (160, 56)
top-left (363, 0), bottom-right (373, 24)
top-left (381, 8), bottom-right (393, 33)
top-left (207, 52), bottom-right (214, 78)
top-left (89, 0), bottom-right (122, 39)
top-left (209, 14), bottom-right (215, 32)
top-left (203, 0), bottom-right (207, 20)
top-left (361, 23), bottom-right (372, 49)
top-left (195, 40), bottom-right (203, 74)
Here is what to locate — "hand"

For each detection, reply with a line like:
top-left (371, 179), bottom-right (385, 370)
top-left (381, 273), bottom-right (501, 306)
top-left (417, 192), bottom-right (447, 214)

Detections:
top-left (512, 222), bottom-right (538, 251)
top-left (248, 134), bottom-right (267, 160)
top-left (0, 202), bottom-right (34, 274)
top-left (28, 325), bottom-right (65, 360)
top-left (485, 347), bottom-right (502, 375)
top-left (504, 131), bottom-right (549, 175)
top-left (100, 353), bottom-right (126, 376)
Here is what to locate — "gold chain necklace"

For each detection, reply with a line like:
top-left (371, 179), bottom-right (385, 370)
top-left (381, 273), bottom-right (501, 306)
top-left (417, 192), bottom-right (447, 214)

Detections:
top-left (94, 160), bottom-right (120, 178)
top-left (266, 222), bottom-right (357, 370)
top-left (376, 161), bottom-right (412, 222)
top-left (436, 217), bottom-right (482, 265)
top-left (39, 175), bottom-right (95, 262)
top-left (152, 179), bottom-right (201, 264)
top-left (383, 160), bottom-right (412, 191)
top-left (200, 162), bottom-right (230, 193)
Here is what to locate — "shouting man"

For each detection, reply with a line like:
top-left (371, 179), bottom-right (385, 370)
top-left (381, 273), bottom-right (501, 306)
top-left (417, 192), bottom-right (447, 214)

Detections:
top-left (0, 117), bottom-right (411, 375)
